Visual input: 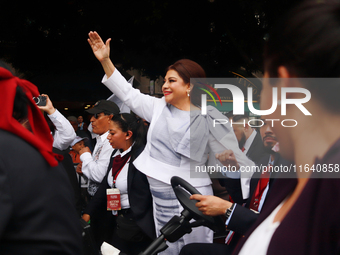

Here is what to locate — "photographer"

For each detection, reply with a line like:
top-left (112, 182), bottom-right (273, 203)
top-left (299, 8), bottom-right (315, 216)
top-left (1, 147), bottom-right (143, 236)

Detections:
top-left (37, 94), bottom-right (76, 150)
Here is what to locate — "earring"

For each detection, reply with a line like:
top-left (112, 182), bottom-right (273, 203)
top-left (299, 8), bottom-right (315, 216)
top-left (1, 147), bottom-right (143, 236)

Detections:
top-left (187, 91), bottom-right (190, 97)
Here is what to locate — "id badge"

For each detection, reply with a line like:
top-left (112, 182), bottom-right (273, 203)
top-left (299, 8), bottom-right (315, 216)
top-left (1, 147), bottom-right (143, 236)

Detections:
top-left (107, 188), bottom-right (121, 211)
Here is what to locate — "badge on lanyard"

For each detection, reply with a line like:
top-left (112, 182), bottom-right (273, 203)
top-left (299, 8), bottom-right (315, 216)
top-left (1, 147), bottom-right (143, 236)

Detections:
top-left (107, 188), bottom-right (121, 212)
top-left (107, 154), bottom-right (131, 215)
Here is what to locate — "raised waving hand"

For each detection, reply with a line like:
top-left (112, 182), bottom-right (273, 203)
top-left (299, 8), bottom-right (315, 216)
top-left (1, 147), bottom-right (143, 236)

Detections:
top-left (87, 31), bottom-right (115, 77)
top-left (87, 31), bottom-right (111, 62)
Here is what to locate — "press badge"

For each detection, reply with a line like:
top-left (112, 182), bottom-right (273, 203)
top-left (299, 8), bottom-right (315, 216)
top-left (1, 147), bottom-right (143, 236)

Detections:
top-left (107, 188), bottom-right (121, 211)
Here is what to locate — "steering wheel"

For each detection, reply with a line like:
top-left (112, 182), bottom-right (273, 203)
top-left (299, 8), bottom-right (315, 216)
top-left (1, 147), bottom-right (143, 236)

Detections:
top-left (171, 176), bottom-right (225, 233)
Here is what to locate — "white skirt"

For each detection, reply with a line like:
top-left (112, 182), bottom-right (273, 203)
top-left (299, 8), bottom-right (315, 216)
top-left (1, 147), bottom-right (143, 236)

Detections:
top-left (148, 177), bottom-right (213, 255)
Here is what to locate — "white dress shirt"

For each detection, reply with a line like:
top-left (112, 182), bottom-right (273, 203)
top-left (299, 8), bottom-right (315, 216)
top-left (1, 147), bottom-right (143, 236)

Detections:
top-left (80, 131), bottom-right (114, 195)
top-left (48, 109), bottom-right (76, 150)
top-left (239, 201), bottom-right (283, 255)
top-left (242, 129), bottom-right (257, 154)
top-left (107, 145), bottom-right (133, 209)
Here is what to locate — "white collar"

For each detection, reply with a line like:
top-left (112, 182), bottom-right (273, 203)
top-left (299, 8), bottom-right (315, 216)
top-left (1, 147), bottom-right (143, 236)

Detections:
top-left (112, 143), bottom-right (134, 158)
top-left (243, 129), bottom-right (257, 152)
top-left (268, 155), bottom-right (275, 165)
top-left (96, 131), bottom-right (110, 143)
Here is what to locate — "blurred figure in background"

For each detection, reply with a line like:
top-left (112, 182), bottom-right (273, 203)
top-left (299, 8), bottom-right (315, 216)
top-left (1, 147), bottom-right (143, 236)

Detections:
top-left (234, 2), bottom-right (340, 254)
top-left (78, 115), bottom-right (88, 131)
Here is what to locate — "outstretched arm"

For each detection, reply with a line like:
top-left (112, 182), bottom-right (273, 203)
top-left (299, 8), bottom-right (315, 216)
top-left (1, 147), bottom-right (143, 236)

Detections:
top-left (39, 94), bottom-right (76, 150)
top-left (87, 31), bottom-right (115, 78)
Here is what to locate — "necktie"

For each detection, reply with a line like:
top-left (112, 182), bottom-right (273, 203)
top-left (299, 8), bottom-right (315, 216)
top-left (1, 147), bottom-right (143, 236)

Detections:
top-left (226, 164), bottom-right (272, 245)
top-left (93, 144), bottom-right (104, 162)
top-left (249, 163), bottom-right (272, 212)
top-left (241, 147), bottom-right (245, 152)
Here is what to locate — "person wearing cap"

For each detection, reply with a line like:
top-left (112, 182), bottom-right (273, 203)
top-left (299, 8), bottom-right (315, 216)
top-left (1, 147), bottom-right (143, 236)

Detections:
top-left (69, 136), bottom-right (88, 164)
top-left (77, 100), bottom-right (120, 198)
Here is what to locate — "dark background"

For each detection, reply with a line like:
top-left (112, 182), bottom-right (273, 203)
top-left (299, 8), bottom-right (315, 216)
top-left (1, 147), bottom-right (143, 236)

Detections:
top-left (0, 0), bottom-right (303, 116)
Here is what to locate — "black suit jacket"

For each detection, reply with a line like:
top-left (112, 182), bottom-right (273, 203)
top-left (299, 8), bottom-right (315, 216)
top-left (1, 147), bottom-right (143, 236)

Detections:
top-left (53, 147), bottom-right (82, 216)
top-left (218, 153), bottom-right (292, 251)
top-left (227, 153), bottom-right (291, 235)
top-left (233, 139), bottom-right (340, 255)
top-left (84, 144), bottom-right (156, 240)
top-left (0, 130), bottom-right (82, 255)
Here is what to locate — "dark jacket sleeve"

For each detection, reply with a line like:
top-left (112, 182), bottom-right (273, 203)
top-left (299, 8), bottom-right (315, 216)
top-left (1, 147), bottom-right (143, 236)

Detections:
top-left (227, 204), bottom-right (259, 235)
top-left (128, 145), bottom-right (156, 239)
top-left (219, 178), bottom-right (246, 204)
top-left (53, 148), bottom-right (82, 216)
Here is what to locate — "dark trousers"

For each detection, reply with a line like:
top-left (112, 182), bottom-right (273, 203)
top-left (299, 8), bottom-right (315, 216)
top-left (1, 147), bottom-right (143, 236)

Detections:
top-left (110, 232), bottom-right (153, 255)
top-left (91, 210), bottom-right (116, 250)
top-left (110, 210), bottom-right (153, 255)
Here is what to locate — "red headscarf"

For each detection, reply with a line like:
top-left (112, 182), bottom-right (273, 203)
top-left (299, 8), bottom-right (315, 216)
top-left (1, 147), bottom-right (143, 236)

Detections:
top-left (0, 67), bottom-right (58, 167)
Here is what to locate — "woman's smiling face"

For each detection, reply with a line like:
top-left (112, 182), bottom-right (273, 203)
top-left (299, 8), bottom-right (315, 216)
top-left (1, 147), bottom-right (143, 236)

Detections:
top-left (162, 70), bottom-right (190, 106)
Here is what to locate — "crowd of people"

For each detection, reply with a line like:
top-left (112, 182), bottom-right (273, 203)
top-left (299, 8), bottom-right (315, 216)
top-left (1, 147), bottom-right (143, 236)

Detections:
top-left (1, 1), bottom-right (340, 255)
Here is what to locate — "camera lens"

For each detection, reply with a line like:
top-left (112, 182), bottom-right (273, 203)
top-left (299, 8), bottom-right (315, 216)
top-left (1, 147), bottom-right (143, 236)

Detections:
top-left (33, 97), bottom-right (40, 105)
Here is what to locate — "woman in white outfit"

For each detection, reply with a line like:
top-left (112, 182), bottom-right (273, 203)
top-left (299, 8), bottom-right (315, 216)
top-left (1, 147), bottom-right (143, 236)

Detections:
top-left (87, 31), bottom-right (254, 255)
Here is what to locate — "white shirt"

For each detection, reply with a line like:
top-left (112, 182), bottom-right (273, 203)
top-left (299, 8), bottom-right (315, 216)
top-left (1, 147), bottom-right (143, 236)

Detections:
top-left (48, 109), bottom-right (76, 150)
top-left (239, 201), bottom-right (284, 255)
top-left (242, 129), bottom-right (257, 154)
top-left (80, 131), bottom-right (114, 183)
top-left (107, 145), bottom-right (132, 209)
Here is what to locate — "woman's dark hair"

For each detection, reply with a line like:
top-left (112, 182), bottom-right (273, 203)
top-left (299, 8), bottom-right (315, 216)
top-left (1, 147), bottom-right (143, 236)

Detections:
top-left (265, 2), bottom-right (340, 77)
top-left (167, 59), bottom-right (206, 84)
top-left (264, 2), bottom-right (340, 112)
top-left (0, 59), bottom-right (16, 76)
top-left (13, 86), bottom-right (29, 121)
top-left (167, 59), bottom-right (207, 107)
top-left (111, 113), bottom-right (147, 149)
top-left (0, 60), bottom-right (27, 120)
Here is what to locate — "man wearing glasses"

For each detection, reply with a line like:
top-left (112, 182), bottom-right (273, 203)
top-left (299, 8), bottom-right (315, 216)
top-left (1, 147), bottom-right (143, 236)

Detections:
top-left (77, 100), bottom-right (120, 198)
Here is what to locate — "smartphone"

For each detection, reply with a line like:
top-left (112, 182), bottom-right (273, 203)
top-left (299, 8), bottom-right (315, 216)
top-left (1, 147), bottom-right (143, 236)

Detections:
top-left (33, 95), bottom-right (47, 106)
